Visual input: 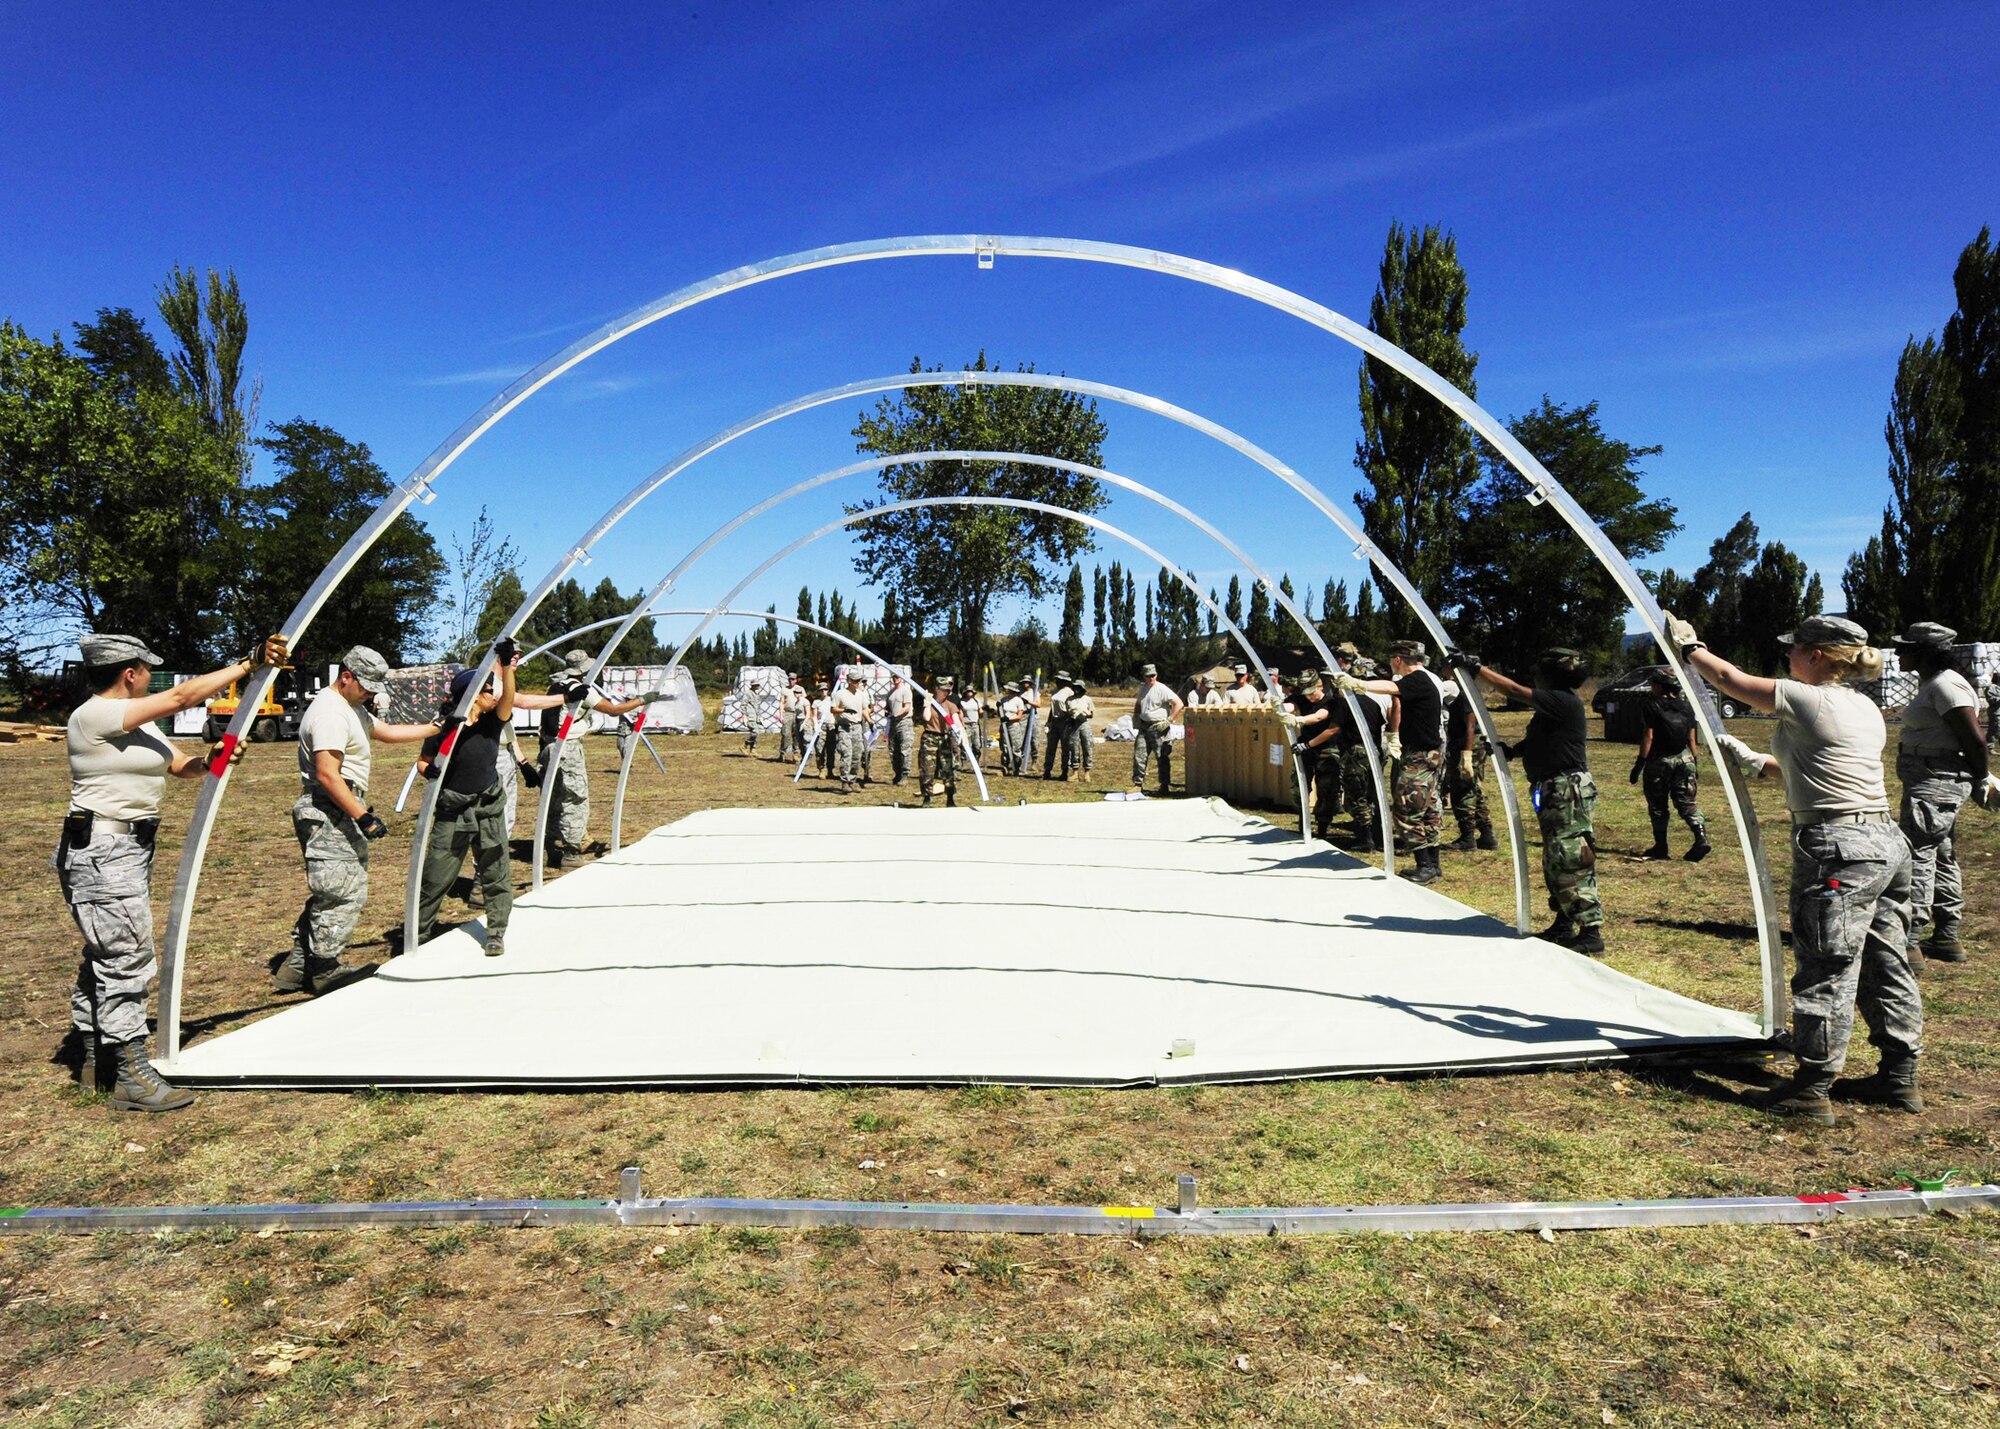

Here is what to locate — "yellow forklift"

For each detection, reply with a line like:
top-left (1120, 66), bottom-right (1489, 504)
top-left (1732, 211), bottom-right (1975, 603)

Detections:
top-left (203, 665), bottom-right (306, 742)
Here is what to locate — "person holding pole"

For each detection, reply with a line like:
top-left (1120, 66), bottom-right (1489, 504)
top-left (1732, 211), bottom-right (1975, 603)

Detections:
top-left (1890, 622), bottom-right (1989, 963)
top-left (1672, 611), bottom-right (1929, 1123)
top-left (278, 646), bottom-right (444, 993)
top-left (538, 650), bottom-right (650, 868)
top-left (58, 630), bottom-right (286, 1111)
top-left (414, 645), bottom-right (518, 955)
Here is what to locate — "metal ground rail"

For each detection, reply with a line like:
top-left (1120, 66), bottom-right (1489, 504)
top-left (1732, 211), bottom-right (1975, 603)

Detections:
top-left (3, 1169), bottom-right (1994, 1238)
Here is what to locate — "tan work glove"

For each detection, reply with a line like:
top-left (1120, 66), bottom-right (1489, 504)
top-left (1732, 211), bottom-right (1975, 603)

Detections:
top-left (1663, 612), bottom-right (1703, 658)
top-left (1714, 732), bottom-right (1769, 777)
top-left (1332, 671), bottom-right (1367, 695)
top-left (1383, 731), bottom-right (1403, 763)
top-left (247, 633), bottom-right (289, 669)
top-left (1457, 749), bottom-right (1474, 782)
top-left (1975, 774), bottom-right (2000, 811)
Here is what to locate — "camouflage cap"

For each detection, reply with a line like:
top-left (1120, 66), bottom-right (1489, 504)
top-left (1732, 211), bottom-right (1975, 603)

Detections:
top-left (1233, 663), bottom-right (1249, 675)
top-left (1054, 669), bottom-right (1073, 682)
top-left (1389, 639), bottom-right (1427, 663)
top-left (560, 648), bottom-right (593, 676)
top-left (1333, 641), bottom-right (1360, 660)
top-left (1003, 681), bottom-right (1021, 693)
top-left (936, 675), bottom-right (956, 689)
top-left (1778, 614), bottom-right (1869, 648)
top-left (342, 645), bottom-right (392, 693)
top-left (79, 633), bottom-right (164, 668)
top-left (1893, 621), bottom-right (1957, 650)
top-left (1140, 663), bottom-right (1158, 678)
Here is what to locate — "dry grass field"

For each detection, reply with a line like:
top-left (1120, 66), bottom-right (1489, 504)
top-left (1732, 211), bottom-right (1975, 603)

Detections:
top-left (1, 693), bottom-right (1996, 1427)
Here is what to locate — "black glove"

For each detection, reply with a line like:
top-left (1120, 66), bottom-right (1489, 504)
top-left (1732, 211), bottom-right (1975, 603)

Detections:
top-left (1292, 740), bottom-right (1311, 755)
top-left (1449, 650), bottom-right (1482, 675)
top-left (493, 636), bottom-right (517, 667)
top-left (421, 759), bottom-right (442, 782)
top-left (1629, 755), bottom-right (1645, 785)
top-left (357, 809), bottom-right (389, 840)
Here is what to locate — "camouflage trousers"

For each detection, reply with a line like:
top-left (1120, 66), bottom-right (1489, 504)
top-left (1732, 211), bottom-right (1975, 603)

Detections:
top-left (1000, 720), bottom-right (1025, 775)
top-left (416, 780), bottom-right (511, 947)
top-left (1132, 721), bottom-right (1173, 790)
top-left (1307, 749), bottom-right (1344, 836)
top-left (57, 829), bottom-right (158, 1045)
top-left (289, 796), bottom-right (371, 971)
top-left (1534, 771), bottom-right (1602, 931)
top-left (544, 740), bottom-right (591, 850)
top-left (1341, 745), bottom-right (1379, 841)
top-left (1788, 818), bottom-right (1921, 1076)
top-left (1393, 749), bottom-right (1445, 852)
top-left (1446, 745), bottom-right (1492, 841)
top-left (888, 716), bottom-right (916, 781)
top-left (835, 723), bottom-right (867, 782)
top-left (1066, 719), bottom-right (1094, 774)
top-left (1897, 752), bottom-right (1969, 944)
top-left (919, 728), bottom-right (959, 801)
top-left (1044, 715), bottom-right (1071, 777)
top-left (1642, 751), bottom-right (1707, 845)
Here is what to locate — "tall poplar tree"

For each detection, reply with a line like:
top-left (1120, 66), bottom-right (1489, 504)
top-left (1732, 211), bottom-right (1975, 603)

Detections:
top-left (1354, 222), bottom-right (1479, 633)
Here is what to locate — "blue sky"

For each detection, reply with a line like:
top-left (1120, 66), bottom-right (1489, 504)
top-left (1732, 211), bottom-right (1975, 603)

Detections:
top-left (5, 1), bottom-right (1996, 652)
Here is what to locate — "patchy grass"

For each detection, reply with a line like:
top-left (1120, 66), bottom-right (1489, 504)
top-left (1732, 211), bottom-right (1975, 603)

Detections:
top-left (0, 695), bottom-right (1996, 1424)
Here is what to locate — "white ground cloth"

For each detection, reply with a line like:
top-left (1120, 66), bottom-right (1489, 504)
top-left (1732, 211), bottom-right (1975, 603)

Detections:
top-left (167, 800), bottom-right (1760, 1087)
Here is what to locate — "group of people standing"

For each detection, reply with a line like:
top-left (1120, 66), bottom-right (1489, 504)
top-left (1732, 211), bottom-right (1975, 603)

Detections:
top-left (51, 610), bottom-right (1995, 1126)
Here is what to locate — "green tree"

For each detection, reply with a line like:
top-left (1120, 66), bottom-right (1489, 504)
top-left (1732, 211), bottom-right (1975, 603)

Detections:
top-left (1058, 563), bottom-right (1086, 668)
top-left (1841, 335), bottom-right (1962, 636)
top-left (1355, 222), bottom-right (1479, 632)
top-left (1320, 578), bottom-right (1351, 647)
top-left (157, 264), bottom-right (255, 474)
top-left (0, 322), bottom-right (238, 672)
top-left (849, 355), bottom-right (1108, 674)
top-left (72, 308), bottom-right (171, 399)
top-left (1246, 581), bottom-right (1273, 651)
top-left (1454, 399), bottom-right (1678, 674)
top-left (237, 419), bottom-right (444, 667)
top-left (1224, 574), bottom-right (1243, 629)
top-left (1739, 543), bottom-right (1824, 657)
top-left (1944, 227), bottom-right (2000, 632)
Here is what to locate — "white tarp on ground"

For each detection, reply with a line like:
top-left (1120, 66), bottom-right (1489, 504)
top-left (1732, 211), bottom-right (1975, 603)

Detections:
top-left (166, 799), bottom-right (1761, 1088)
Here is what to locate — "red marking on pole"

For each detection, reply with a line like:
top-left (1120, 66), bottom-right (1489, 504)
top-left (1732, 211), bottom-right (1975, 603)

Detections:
top-left (206, 733), bottom-right (239, 777)
top-left (1827, 879), bottom-right (1842, 889)
top-left (1795, 1193), bottom-right (1849, 1204)
top-left (557, 714), bottom-right (574, 740)
top-left (633, 712), bottom-right (647, 733)
top-left (438, 726), bottom-right (459, 757)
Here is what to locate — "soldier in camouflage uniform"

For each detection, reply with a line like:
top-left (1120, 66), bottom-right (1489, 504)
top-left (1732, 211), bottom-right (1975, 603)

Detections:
top-left (539, 651), bottom-right (650, 868)
top-left (1632, 670), bottom-right (1710, 861)
top-left (1456, 648), bottom-right (1603, 954)
top-left (1444, 687), bottom-right (1496, 852)
top-left (60, 630), bottom-right (285, 1111)
top-left (919, 675), bottom-right (962, 807)
top-left (1334, 649), bottom-right (1387, 853)
top-left (1341, 640), bottom-right (1450, 884)
top-left (1674, 611), bottom-right (1928, 1124)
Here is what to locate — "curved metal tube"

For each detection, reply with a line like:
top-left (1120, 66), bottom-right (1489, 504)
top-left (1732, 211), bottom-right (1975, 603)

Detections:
top-left (596, 608), bottom-right (988, 849)
top-left (525, 495), bottom-right (1298, 893)
top-left (412, 377), bottom-right (1429, 889)
top-left (545, 449), bottom-right (1401, 882)
top-left (159, 235), bottom-right (1776, 1064)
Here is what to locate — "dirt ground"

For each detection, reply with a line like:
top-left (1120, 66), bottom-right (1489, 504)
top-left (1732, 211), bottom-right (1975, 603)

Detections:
top-left (1, 694), bottom-right (1996, 1427)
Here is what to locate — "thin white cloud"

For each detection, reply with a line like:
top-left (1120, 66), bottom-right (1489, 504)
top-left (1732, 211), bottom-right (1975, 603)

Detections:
top-left (413, 364), bottom-right (532, 388)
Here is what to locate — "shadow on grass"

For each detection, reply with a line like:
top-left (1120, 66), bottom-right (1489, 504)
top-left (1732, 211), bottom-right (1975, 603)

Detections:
top-left (1634, 914), bottom-right (1760, 943)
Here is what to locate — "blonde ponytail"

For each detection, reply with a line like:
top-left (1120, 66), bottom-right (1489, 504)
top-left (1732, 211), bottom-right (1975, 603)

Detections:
top-left (1816, 643), bottom-right (1882, 684)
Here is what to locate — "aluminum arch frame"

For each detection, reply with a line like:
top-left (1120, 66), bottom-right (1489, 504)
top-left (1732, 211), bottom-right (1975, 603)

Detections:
top-left (452, 606), bottom-right (985, 851)
top-left (404, 373), bottom-right (1435, 892)
top-left (157, 235), bottom-right (1778, 1064)
top-left (508, 448), bottom-right (1407, 893)
top-left (528, 495), bottom-right (1303, 895)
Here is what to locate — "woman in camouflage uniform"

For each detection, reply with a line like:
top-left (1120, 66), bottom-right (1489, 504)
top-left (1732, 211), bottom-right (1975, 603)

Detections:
top-left (1672, 612), bottom-right (1929, 1125)
top-left (58, 631), bottom-right (285, 1111)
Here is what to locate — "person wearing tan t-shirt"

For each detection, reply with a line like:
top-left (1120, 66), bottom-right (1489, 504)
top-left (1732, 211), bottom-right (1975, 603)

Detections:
top-left (59, 629), bottom-right (285, 1112)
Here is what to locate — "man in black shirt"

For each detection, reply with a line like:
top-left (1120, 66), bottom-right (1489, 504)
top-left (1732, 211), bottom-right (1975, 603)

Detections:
top-left (416, 651), bottom-right (517, 957)
top-left (1456, 647), bottom-right (1604, 955)
top-left (1342, 639), bottom-right (1448, 883)
top-left (1632, 670), bottom-right (1710, 861)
